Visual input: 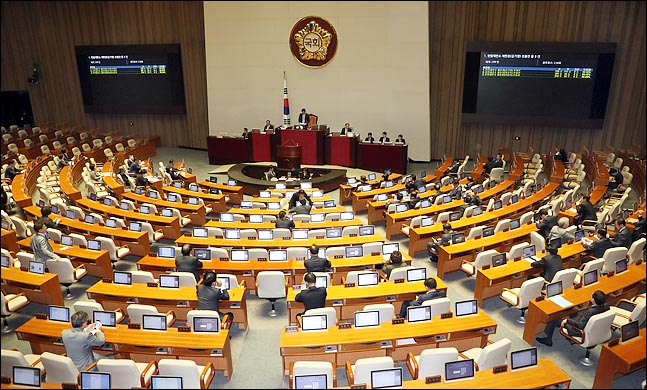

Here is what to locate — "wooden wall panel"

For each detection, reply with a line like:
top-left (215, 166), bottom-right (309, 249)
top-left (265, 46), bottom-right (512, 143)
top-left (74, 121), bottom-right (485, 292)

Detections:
top-left (1, 1), bottom-right (208, 149)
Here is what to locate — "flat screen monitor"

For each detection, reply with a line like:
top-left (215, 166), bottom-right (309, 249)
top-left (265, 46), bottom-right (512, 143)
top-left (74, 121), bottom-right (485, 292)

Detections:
top-left (240, 201), bottom-right (253, 209)
top-left (259, 191), bottom-right (271, 198)
top-left (1, 219), bottom-right (9, 230)
top-left (311, 190), bottom-right (323, 198)
top-left (340, 211), bottom-right (354, 221)
top-left (248, 214), bottom-right (263, 224)
top-left (192, 316), bottom-right (220, 333)
top-left (101, 198), bottom-right (111, 207)
top-left (159, 274), bottom-right (179, 288)
top-left (29, 261), bottom-right (44, 274)
top-left (418, 186), bottom-right (427, 193)
top-left (549, 237), bottom-right (562, 249)
top-left (317, 247), bottom-right (326, 258)
top-left (451, 232), bottom-right (465, 244)
top-left (621, 320), bottom-right (640, 342)
top-left (345, 246), bottom-right (363, 258)
top-left (510, 348), bottom-right (538, 370)
top-left (105, 218), bottom-right (117, 228)
top-left (12, 367), bottom-right (41, 387)
top-left (162, 208), bottom-right (173, 217)
top-left (210, 176), bottom-right (217, 183)
top-left (384, 180), bottom-right (394, 188)
top-left (615, 259), bottom-right (628, 274)
top-left (301, 314), bottom-right (328, 331)
top-left (140, 205), bottom-right (150, 214)
top-left (407, 305), bottom-right (432, 323)
top-left (89, 193), bottom-right (97, 201)
top-left (583, 269), bottom-right (599, 286)
top-left (310, 213), bottom-right (324, 222)
top-left (523, 245), bottom-right (537, 258)
top-left (269, 249), bottom-right (288, 262)
top-left (258, 230), bottom-right (273, 240)
top-left (80, 371), bottom-right (111, 389)
top-left (148, 190), bottom-right (158, 199)
top-left (475, 185), bottom-right (484, 194)
top-left (359, 225), bottom-right (375, 236)
top-left (300, 182), bottom-right (312, 190)
top-left (455, 299), bottom-right (478, 316)
top-left (142, 314), bottom-right (167, 331)
top-left (113, 271), bottom-right (132, 285)
top-left (371, 367), bottom-right (403, 389)
top-left (194, 248), bottom-right (211, 260)
top-left (324, 200), bottom-right (336, 208)
top-left (84, 214), bottom-right (95, 224)
top-left (230, 249), bottom-right (249, 262)
top-left (511, 194), bottom-right (519, 204)
top-left (61, 235), bottom-right (73, 246)
top-left (268, 202), bottom-right (281, 210)
top-left (188, 197), bottom-right (199, 205)
top-left (209, 188), bottom-right (219, 194)
top-left (377, 194), bottom-right (388, 202)
top-left (510, 218), bottom-right (520, 230)
top-left (0, 254), bottom-right (10, 268)
top-left (347, 177), bottom-right (357, 185)
top-left (294, 374), bottom-right (328, 390)
top-left (395, 204), bottom-right (408, 213)
top-left (48, 305), bottom-right (69, 322)
top-left (444, 359), bottom-right (475, 382)
top-left (219, 213), bottom-right (234, 222)
top-left (493, 200), bottom-right (503, 210)
top-left (443, 195), bottom-right (452, 204)
top-left (189, 183), bottom-right (199, 192)
top-left (228, 179), bottom-right (237, 186)
top-left (354, 310), bottom-right (380, 328)
top-left (275, 182), bottom-right (286, 190)
top-left (407, 268), bottom-right (426, 282)
top-left (421, 217), bottom-right (434, 227)
top-left (574, 229), bottom-right (584, 242)
top-left (315, 275), bottom-right (328, 288)
top-left (449, 211), bottom-right (461, 222)
top-left (172, 181), bottom-right (182, 189)
top-left (482, 227), bottom-right (495, 237)
top-left (134, 187), bottom-right (143, 195)
top-left (419, 199), bottom-right (431, 209)
top-left (192, 227), bottom-right (208, 238)
top-left (368, 173), bottom-right (376, 180)
top-left (382, 243), bottom-right (399, 255)
top-left (150, 376), bottom-right (182, 390)
top-left (158, 246), bottom-right (175, 258)
top-left (420, 170), bottom-right (427, 178)
top-left (93, 311), bottom-right (117, 328)
top-left (66, 209), bottom-right (76, 219)
top-left (492, 253), bottom-right (507, 267)
top-left (217, 277), bottom-right (230, 290)
top-left (129, 221), bottom-right (142, 232)
top-left (361, 184), bottom-right (372, 192)
top-left (225, 229), bottom-right (240, 239)
top-left (546, 281), bottom-right (563, 298)
top-left (167, 193), bottom-right (179, 202)
top-left (357, 272), bottom-right (379, 287)
top-left (472, 207), bottom-right (483, 217)
top-left (326, 227), bottom-right (342, 238)
top-left (292, 229), bottom-right (308, 240)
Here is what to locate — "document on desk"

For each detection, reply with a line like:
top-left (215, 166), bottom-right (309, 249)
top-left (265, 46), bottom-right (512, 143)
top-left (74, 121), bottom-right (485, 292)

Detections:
top-left (548, 296), bottom-right (573, 308)
top-left (396, 338), bottom-right (416, 346)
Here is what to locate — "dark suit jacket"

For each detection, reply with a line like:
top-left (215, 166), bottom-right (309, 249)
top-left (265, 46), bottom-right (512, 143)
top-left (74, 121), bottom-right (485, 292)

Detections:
top-left (379, 136), bottom-right (391, 143)
top-left (264, 124), bottom-right (274, 130)
top-left (128, 163), bottom-right (141, 175)
top-left (289, 192), bottom-right (312, 208)
top-left (493, 159), bottom-right (504, 169)
top-left (341, 127), bottom-right (351, 135)
top-left (531, 254), bottom-right (564, 282)
top-left (37, 216), bottom-right (60, 230)
top-left (295, 286), bottom-right (327, 311)
top-left (304, 256), bottom-right (331, 272)
top-left (584, 237), bottom-right (614, 259)
top-left (576, 202), bottom-right (597, 222)
top-left (298, 113), bottom-right (310, 125)
top-left (536, 215), bottom-right (558, 238)
top-left (566, 304), bottom-right (609, 331)
top-left (483, 161), bottom-right (496, 174)
top-left (414, 289), bottom-right (446, 305)
top-left (175, 254), bottom-right (204, 281)
top-left (382, 262), bottom-right (407, 279)
top-left (364, 136), bottom-right (375, 143)
top-left (275, 219), bottom-right (295, 229)
top-left (135, 175), bottom-right (147, 187)
top-left (611, 227), bottom-right (632, 248)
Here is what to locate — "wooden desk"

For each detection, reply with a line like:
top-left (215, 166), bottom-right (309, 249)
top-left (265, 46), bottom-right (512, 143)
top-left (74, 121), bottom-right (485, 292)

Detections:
top-left (162, 185), bottom-right (226, 212)
top-left (1, 228), bottom-right (19, 252)
top-left (16, 317), bottom-right (234, 379)
top-left (279, 312), bottom-right (496, 375)
top-left (205, 218), bottom-right (363, 230)
top-left (1, 267), bottom-right (64, 306)
top-left (247, 195), bottom-right (334, 204)
top-left (523, 262), bottom-right (646, 345)
top-left (593, 328), bottom-right (646, 388)
top-left (292, 253), bottom-right (412, 285)
top-left (207, 135), bottom-right (252, 164)
top-left (286, 279), bottom-right (447, 325)
top-left (338, 173), bottom-right (403, 206)
top-left (198, 181), bottom-right (244, 205)
top-left (122, 192), bottom-right (206, 226)
top-left (351, 183), bottom-right (406, 214)
top-left (58, 164), bottom-right (82, 201)
top-left (227, 205), bottom-right (347, 216)
top-left (278, 129), bottom-right (327, 165)
top-left (86, 281), bottom-right (248, 331)
top-left (357, 143), bottom-right (408, 174)
top-left (17, 237), bottom-right (112, 278)
top-left (175, 234), bottom-right (384, 249)
top-left (326, 135), bottom-right (358, 167)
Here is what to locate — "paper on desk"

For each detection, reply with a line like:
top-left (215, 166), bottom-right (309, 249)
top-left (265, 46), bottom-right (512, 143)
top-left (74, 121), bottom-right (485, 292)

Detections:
top-left (548, 296), bottom-right (573, 308)
top-left (396, 338), bottom-right (416, 346)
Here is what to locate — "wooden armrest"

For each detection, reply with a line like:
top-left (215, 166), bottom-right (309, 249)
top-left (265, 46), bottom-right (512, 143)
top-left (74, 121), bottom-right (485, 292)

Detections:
top-left (345, 361), bottom-right (354, 385)
top-left (165, 310), bottom-right (176, 327)
top-left (221, 314), bottom-right (232, 330)
top-left (140, 360), bottom-right (158, 388)
top-left (458, 352), bottom-right (469, 359)
top-left (238, 279), bottom-right (246, 288)
top-left (6, 292), bottom-right (27, 302)
top-left (559, 322), bottom-right (585, 344)
top-left (200, 362), bottom-right (215, 389)
top-left (82, 361), bottom-right (98, 372)
top-left (288, 361), bottom-right (295, 389)
top-left (405, 352), bottom-right (419, 379)
top-left (379, 273), bottom-right (388, 283)
top-left (74, 264), bottom-right (87, 272)
top-left (341, 277), bottom-right (347, 284)
top-left (113, 308), bottom-right (127, 323)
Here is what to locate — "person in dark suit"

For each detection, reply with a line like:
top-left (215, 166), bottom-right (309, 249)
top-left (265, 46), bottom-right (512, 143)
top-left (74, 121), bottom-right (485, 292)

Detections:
top-left (463, 190), bottom-right (482, 209)
top-left (340, 123), bottom-right (352, 135)
top-left (38, 205), bottom-right (62, 230)
top-left (275, 210), bottom-right (295, 229)
top-left (398, 278), bottom-right (446, 318)
top-left (135, 172), bottom-right (147, 188)
top-left (197, 271), bottom-right (229, 316)
top-left (610, 218), bottom-right (632, 248)
top-left (289, 189), bottom-right (311, 209)
top-left (378, 132), bottom-right (390, 143)
top-left (298, 108), bottom-right (310, 127)
top-left (407, 190), bottom-right (421, 209)
top-left (536, 290), bottom-right (609, 347)
top-left (582, 229), bottom-right (614, 262)
top-left (531, 244), bottom-right (564, 282)
top-left (483, 156), bottom-right (496, 175)
top-left (574, 195), bottom-right (597, 227)
top-left (263, 120), bottom-right (274, 132)
top-left (606, 168), bottom-right (624, 194)
top-left (117, 167), bottom-right (131, 189)
top-left (4, 160), bottom-right (22, 182)
top-left (175, 244), bottom-right (203, 282)
top-left (554, 148), bottom-right (569, 164)
top-left (128, 158), bottom-right (142, 175)
top-left (493, 154), bottom-right (504, 169)
top-left (166, 159), bottom-right (183, 181)
top-left (363, 132), bottom-right (375, 143)
top-left (382, 250), bottom-right (407, 279)
top-left (428, 223), bottom-right (453, 262)
top-left (394, 134), bottom-right (406, 144)
top-left (62, 310), bottom-right (107, 372)
top-left (632, 210), bottom-right (646, 241)
top-left (289, 198), bottom-right (312, 215)
top-left (295, 272), bottom-right (327, 311)
top-left (242, 128), bottom-right (250, 139)
top-left (536, 209), bottom-right (558, 239)
top-left (304, 244), bottom-right (330, 272)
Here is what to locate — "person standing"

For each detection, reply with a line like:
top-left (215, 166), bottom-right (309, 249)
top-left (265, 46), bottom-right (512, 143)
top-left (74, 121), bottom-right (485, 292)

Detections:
top-left (304, 245), bottom-right (330, 273)
top-left (263, 120), bottom-right (274, 132)
top-left (536, 209), bottom-right (558, 239)
top-left (175, 244), bottom-right (203, 282)
top-left (298, 109), bottom-right (310, 127)
top-left (30, 221), bottom-right (60, 264)
top-left (62, 311), bottom-right (106, 372)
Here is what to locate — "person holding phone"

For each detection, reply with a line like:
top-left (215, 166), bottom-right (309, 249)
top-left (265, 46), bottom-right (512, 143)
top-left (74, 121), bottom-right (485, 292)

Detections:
top-left (62, 311), bottom-right (107, 371)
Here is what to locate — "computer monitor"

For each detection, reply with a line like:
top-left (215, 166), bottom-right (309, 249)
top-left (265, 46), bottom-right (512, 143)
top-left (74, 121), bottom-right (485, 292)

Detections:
top-left (317, 247), bottom-right (326, 258)
top-left (275, 182), bottom-right (286, 190)
top-left (89, 193), bottom-right (97, 201)
top-left (420, 170), bottom-right (427, 178)
top-left (359, 225), bottom-right (375, 236)
top-left (142, 314), bottom-right (167, 331)
top-left (167, 193), bottom-right (179, 202)
top-left (230, 249), bottom-right (249, 262)
top-left (472, 207), bottom-right (483, 217)
top-left (172, 181), bottom-right (182, 189)
top-left (406, 267), bottom-right (426, 282)
top-left (48, 305), bottom-right (69, 322)
top-left (129, 221), bottom-right (142, 232)
top-left (259, 191), bottom-right (271, 198)
top-left (526, 187), bottom-right (533, 197)
top-left (583, 269), bottom-right (599, 286)
top-left (209, 188), bottom-right (219, 194)
top-left (80, 371), bottom-right (111, 389)
top-left (294, 374), bottom-right (328, 390)
top-left (511, 194), bottom-right (519, 204)
top-left (546, 281), bottom-right (563, 298)
top-left (188, 197), bottom-right (199, 205)
top-left (93, 311), bottom-right (117, 328)
top-left (225, 229), bottom-right (240, 239)
top-left (210, 176), bottom-right (217, 183)
top-left (252, 229), bottom-right (270, 240)
top-left (307, 190), bottom-right (322, 199)
top-left (0, 255), bottom-right (10, 268)
top-left (492, 253), bottom-right (507, 267)
top-left (158, 246), bottom-right (175, 258)
top-left (407, 305), bottom-right (432, 323)
top-left (269, 249), bottom-right (288, 262)
top-left (66, 209), bottom-right (76, 219)
top-left (194, 248), bottom-right (211, 260)
top-left (382, 243), bottom-right (399, 256)
top-left (455, 300), bottom-right (478, 317)
top-left (443, 195), bottom-right (452, 204)
top-left (509, 218), bottom-right (520, 230)
top-left (357, 272), bottom-right (379, 287)
top-left (522, 245), bottom-right (537, 259)
top-left (510, 348), bottom-right (538, 370)
top-left (475, 185), bottom-right (484, 194)
top-left (292, 229), bottom-right (308, 240)
top-left (345, 246), bottom-right (363, 258)
top-left (217, 277), bottom-right (230, 290)
top-left (493, 200), bottom-right (503, 210)
top-left (105, 218), bottom-right (117, 228)
top-left (159, 274), bottom-right (179, 288)
top-left (61, 235), bottom-right (73, 246)
top-left (340, 211), bottom-right (354, 221)
top-left (377, 194), bottom-right (388, 202)
top-left (419, 199), bottom-right (431, 209)
top-left (134, 187), bottom-right (143, 195)
top-left (101, 197), bottom-right (111, 207)
top-left (268, 202), bottom-right (281, 210)
top-left (162, 208), bottom-right (173, 217)
top-left (148, 190), bottom-right (158, 199)
top-left (549, 237), bottom-right (562, 249)
top-left (150, 376), bottom-right (182, 389)
top-left (420, 217), bottom-right (434, 228)
top-left (140, 205), bottom-right (150, 214)
top-left (368, 173), bottom-right (376, 180)
top-left (193, 227), bottom-right (208, 238)
top-left (394, 204), bottom-right (407, 213)
top-left (616, 259), bottom-right (628, 274)
top-left (354, 310), bottom-right (380, 328)
top-left (418, 186), bottom-right (427, 194)
top-left (324, 200), bottom-right (336, 208)
top-left (113, 271), bottom-right (132, 285)
top-left (451, 232), bottom-right (465, 244)
top-left (192, 316), bottom-right (220, 333)
top-left (227, 179), bottom-right (237, 186)
top-left (384, 180), bottom-right (394, 188)
top-left (361, 184), bottom-right (372, 192)
top-left (449, 211), bottom-right (461, 222)
top-left (301, 314), bottom-right (328, 331)
top-left (481, 227), bottom-right (494, 238)
top-left (84, 214), bottom-right (95, 224)
top-left (12, 367), bottom-right (41, 387)
top-left (245, 214), bottom-right (261, 224)
top-left (347, 177), bottom-right (357, 185)
top-left (444, 359), bottom-right (475, 382)
top-left (621, 320), bottom-right (640, 342)
top-left (29, 261), bottom-right (44, 274)
top-left (371, 367), bottom-right (403, 389)
top-left (315, 275), bottom-right (328, 288)
top-left (1, 219), bottom-right (9, 230)
top-left (326, 227), bottom-right (342, 238)
top-left (87, 240), bottom-right (101, 252)
top-left (574, 229), bottom-right (584, 242)
top-left (240, 201), bottom-right (253, 209)
top-left (310, 213), bottom-right (325, 222)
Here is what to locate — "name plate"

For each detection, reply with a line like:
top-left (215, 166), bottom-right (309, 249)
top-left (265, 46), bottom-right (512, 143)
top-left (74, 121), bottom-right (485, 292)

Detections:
top-left (177, 326), bottom-right (191, 332)
top-left (608, 338), bottom-right (619, 347)
top-left (149, 253), bottom-right (157, 257)
top-left (425, 376), bottom-right (441, 384)
top-left (574, 283), bottom-right (582, 289)
top-left (350, 385), bottom-right (367, 390)
top-left (247, 237), bottom-right (256, 240)
top-left (285, 325), bottom-right (298, 333)
top-left (349, 234), bottom-right (357, 237)
top-left (393, 278), bottom-right (405, 284)
top-left (338, 323), bottom-right (352, 329)
top-left (535, 295), bottom-right (545, 302)
top-left (282, 237), bottom-right (291, 240)
top-left (434, 334), bottom-right (447, 342)
top-left (482, 264), bottom-right (491, 270)
top-left (257, 257), bottom-right (267, 261)
top-left (607, 271), bottom-right (615, 277)
top-left (385, 295), bottom-right (396, 302)
top-left (147, 282), bottom-right (158, 287)
top-left (440, 312), bottom-right (453, 319)
top-left (210, 348), bottom-right (223, 356)
top-left (35, 313), bottom-right (47, 320)
top-left (345, 283), bottom-right (355, 288)
top-left (102, 278), bottom-right (112, 283)
top-left (128, 323), bottom-right (141, 329)
top-left (156, 347), bottom-right (169, 354)
top-left (493, 365), bottom-right (508, 374)
top-left (334, 255), bottom-right (343, 259)
top-left (392, 318), bottom-right (404, 325)
top-left (220, 257), bottom-right (229, 261)
top-left (371, 252), bottom-right (381, 256)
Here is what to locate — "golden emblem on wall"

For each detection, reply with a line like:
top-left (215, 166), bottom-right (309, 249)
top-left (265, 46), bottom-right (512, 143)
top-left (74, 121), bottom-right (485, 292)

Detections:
top-left (289, 16), bottom-right (338, 68)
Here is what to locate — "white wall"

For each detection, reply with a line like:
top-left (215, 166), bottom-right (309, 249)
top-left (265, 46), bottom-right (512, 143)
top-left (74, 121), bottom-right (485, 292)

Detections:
top-left (204, 1), bottom-right (430, 161)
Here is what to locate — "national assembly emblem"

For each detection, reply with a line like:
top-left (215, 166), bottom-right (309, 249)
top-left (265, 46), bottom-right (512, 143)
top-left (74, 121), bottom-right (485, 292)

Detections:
top-left (289, 16), bottom-right (338, 68)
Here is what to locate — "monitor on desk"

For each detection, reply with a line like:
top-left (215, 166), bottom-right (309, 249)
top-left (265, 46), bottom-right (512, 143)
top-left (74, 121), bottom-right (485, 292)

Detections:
top-left (134, 187), bottom-right (143, 195)
top-left (101, 198), bottom-right (111, 207)
top-left (93, 311), bottom-right (117, 328)
top-left (324, 200), bottom-right (336, 208)
top-left (172, 181), bottom-right (182, 189)
top-left (217, 277), bottom-right (230, 290)
top-left (140, 205), bottom-right (150, 214)
top-left (228, 179), bottom-right (237, 186)
top-left (113, 271), bottom-right (132, 285)
top-left (158, 246), bottom-right (175, 259)
top-left (89, 193), bottom-right (97, 201)
top-left (359, 225), bottom-right (375, 236)
top-left (371, 367), bottom-right (403, 389)
top-left (194, 248), bottom-right (211, 260)
top-left (377, 194), bottom-right (388, 202)
top-left (475, 185), bottom-right (484, 194)
top-left (151, 376), bottom-right (182, 389)
top-left (268, 202), bottom-right (281, 210)
top-left (159, 274), bottom-right (179, 288)
top-left (209, 188), bottom-right (219, 194)
top-left (66, 209), bottom-right (76, 219)
top-left (482, 226), bottom-right (495, 237)
top-left (192, 227), bottom-right (208, 238)
top-left (1, 254), bottom-right (10, 268)
top-left (347, 177), bottom-right (357, 185)
top-left (274, 182), bottom-right (286, 190)
top-left (259, 191), bottom-right (271, 198)
top-left (12, 367), bottom-right (41, 388)
top-left (420, 170), bottom-right (427, 178)
top-left (421, 217), bottom-right (434, 227)
top-left (61, 235), bottom-right (73, 247)
top-left (583, 269), bottom-right (599, 286)
top-left (407, 305), bottom-right (431, 323)
top-left (310, 213), bottom-right (325, 223)
top-left (492, 253), bottom-right (507, 267)
top-left (395, 204), bottom-right (408, 213)
top-left (248, 214), bottom-right (262, 224)
top-left (84, 214), bottom-right (95, 224)
top-left (105, 218), bottom-right (117, 228)
top-left (220, 213), bottom-right (234, 222)
top-left (301, 314), bottom-right (328, 332)
top-left (384, 180), bottom-right (394, 188)
top-left (510, 348), bottom-right (538, 370)
top-left (549, 237), bottom-right (562, 249)
top-left (1, 219), bottom-right (9, 230)
top-left (418, 186), bottom-right (427, 194)
top-left (407, 267), bottom-right (426, 282)
top-left (368, 173), bottom-right (376, 181)
top-left (472, 207), bottom-right (483, 217)
top-left (210, 176), bottom-right (217, 183)
top-left (449, 211), bottom-right (461, 222)
top-left (258, 230), bottom-right (273, 240)
top-left (511, 194), bottom-right (519, 204)
top-left (230, 249), bottom-right (249, 262)
top-left (148, 190), bottom-right (159, 199)
top-left (326, 227), bottom-right (342, 238)
top-left (129, 221), bottom-right (142, 232)
top-left (522, 245), bottom-right (537, 258)
top-left (240, 201), bottom-right (253, 209)
top-left (615, 258), bottom-right (628, 274)
top-left (444, 359), bottom-right (475, 382)
top-left (574, 229), bottom-right (584, 243)
top-left (509, 218), bottom-right (520, 230)
top-left (167, 193), bottom-right (179, 202)
top-left (300, 182), bottom-right (312, 190)
top-left (361, 184), bottom-right (373, 192)
top-left (443, 195), bottom-right (452, 204)
top-left (317, 247), bottom-right (326, 258)
top-left (142, 314), bottom-right (167, 331)
top-left (294, 374), bottom-right (328, 390)
top-left (546, 281), bottom-right (563, 298)
top-left (315, 275), bottom-right (328, 288)
top-left (345, 246), bottom-right (363, 258)
top-left (451, 232), bottom-right (465, 244)
top-left (354, 310), bottom-right (380, 328)
top-left (192, 316), bottom-right (220, 333)
top-left (29, 261), bottom-right (44, 274)
top-left (455, 299), bottom-right (478, 317)
top-left (419, 199), bottom-right (431, 209)
top-left (382, 243), bottom-right (399, 256)
top-left (340, 211), bottom-right (354, 221)
top-left (188, 197), bottom-right (199, 205)
top-left (292, 229), bottom-right (308, 240)
top-left (621, 320), bottom-right (639, 343)
top-left (269, 249), bottom-right (288, 262)
top-left (80, 371), bottom-right (111, 389)
top-left (48, 305), bottom-right (69, 322)
top-left (493, 200), bottom-right (503, 210)
top-left (162, 208), bottom-right (173, 217)
top-left (225, 229), bottom-right (240, 240)
top-left (357, 272), bottom-right (379, 287)
top-left (311, 190), bottom-right (323, 199)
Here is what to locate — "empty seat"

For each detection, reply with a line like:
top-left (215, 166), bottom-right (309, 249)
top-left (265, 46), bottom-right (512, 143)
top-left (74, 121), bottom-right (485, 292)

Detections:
top-left (460, 337), bottom-right (511, 371)
top-left (39, 352), bottom-right (78, 384)
top-left (345, 356), bottom-right (394, 386)
top-left (290, 361), bottom-right (336, 389)
top-left (158, 358), bottom-right (215, 389)
top-left (256, 271), bottom-right (287, 317)
top-left (46, 258), bottom-right (88, 299)
top-left (406, 347), bottom-right (458, 379)
top-left (96, 358), bottom-right (158, 389)
top-left (126, 304), bottom-right (176, 327)
top-left (1, 291), bottom-right (30, 333)
top-left (500, 277), bottom-right (545, 323)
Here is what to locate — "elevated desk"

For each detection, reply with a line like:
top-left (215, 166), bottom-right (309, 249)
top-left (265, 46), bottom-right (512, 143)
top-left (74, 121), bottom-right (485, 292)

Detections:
top-left (593, 328), bottom-right (646, 388)
top-left (16, 317), bottom-right (233, 379)
top-left (357, 143), bottom-right (408, 174)
top-left (198, 181), bottom-right (244, 205)
top-left (1, 228), bottom-right (19, 252)
top-left (1, 267), bottom-right (64, 306)
top-left (278, 129), bottom-right (327, 165)
top-left (326, 135), bottom-right (358, 167)
top-left (523, 262), bottom-right (646, 345)
top-left (251, 132), bottom-right (276, 162)
top-left (207, 135), bottom-right (251, 165)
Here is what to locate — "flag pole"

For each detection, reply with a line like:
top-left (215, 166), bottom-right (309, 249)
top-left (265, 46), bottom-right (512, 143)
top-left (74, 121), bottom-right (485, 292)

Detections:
top-left (283, 71), bottom-right (291, 126)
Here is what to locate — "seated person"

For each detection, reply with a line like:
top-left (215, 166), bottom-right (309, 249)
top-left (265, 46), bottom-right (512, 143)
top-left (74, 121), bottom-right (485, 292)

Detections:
top-left (89, 164), bottom-right (102, 183)
top-left (128, 158), bottom-right (142, 175)
top-left (166, 159), bottom-right (182, 181)
top-left (264, 166), bottom-right (277, 181)
top-left (548, 217), bottom-right (575, 243)
top-left (58, 148), bottom-right (73, 169)
top-left (304, 245), bottom-right (330, 273)
top-left (4, 160), bottom-right (22, 182)
top-left (242, 128), bottom-right (250, 139)
top-left (574, 195), bottom-right (597, 227)
top-left (582, 229), bottom-right (613, 263)
top-left (275, 210), bottom-right (295, 229)
top-left (299, 168), bottom-right (312, 180)
top-left (289, 198), bottom-right (312, 215)
top-left (407, 190), bottom-right (421, 209)
top-left (428, 223), bottom-right (453, 262)
top-left (631, 210), bottom-right (646, 241)
top-left (363, 132), bottom-right (375, 143)
top-left (483, 156), bottom-right (496, 175)
top-left (263, 120), bottom-right (274, 132)
top-left (175, 244), bottom-right (203, 282)
top-left (394, 134), bottom-right (406, 144)
top-left (530, 244), bottom-right (563, 282)
top-left (340, 122), bottom-right (352, 135)
top-left (379, 131), bottom-right (390, 144)
top-left (295, 272), bottom-right (327, 312)
top-left (386, 193), bottom-right (405, 209)
top-left (606, 168), bottom-right (624, 195)
top-left (116, 167), bottom-right (131, 188)
top-left (135, 171), bottom-right (148, 188)
top-left (197, 271), bottom-right (229, 317)
top-left (536, 209), bottom-right (558, 239)
top-left (463, 189), bottom-right (482, 209)
top-left (554, 148), bottom-right (569, 164)
top-left (298, 108), bottom-right (310, 127)
top-left (289, 189), bottom-right (311, 209)
top-left (381, 250), bottom-right (406, 279)
top-left (398, 278), bottom-right (446, 318)
top-left (610, 217), bottom-right (632, 248)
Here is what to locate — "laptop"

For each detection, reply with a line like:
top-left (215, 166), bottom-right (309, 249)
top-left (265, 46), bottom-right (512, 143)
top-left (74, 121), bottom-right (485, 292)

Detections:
top-left (194, 248), bottom-right (211, 260)
top-left (129, 221), bottom-right (142, 232)
top-left (522, 245), bottom-right (540, 262)
top-left (475, 185), bottom-right (484, 194)
top-left (162, 208), bottom-right (173, 217)
top-left (48, 305), bottom-right (69, 322)
top-left (80, 371), bottom-right (111, 389)
top-left (509, 218), bottom-right (520, 230)
top-left (406, 267), bottom-right (426, 282)
top-left (421, 217), bottom-right (434, 227)
top-left (420, 170), bottom-right (427, 178)
top-left (268, 202), bottom-right (281, 210)
top-left (407, 305), bottom-right (432, 323)
top-left (418, 186), bottom-right (427, 194)
top-left (292, 229), bottom-right (308, 240)
top-left (621, 320), bottom-right (640, 343)
top-left (113, 271), bottom-right (132, 285)
top-left (159, 274), bottom-right (180, 288)
top-left (158, 246), bottom-right (175, 258)
top-left (310, 213), bottom-right (325, 222)
top-left (294, 374), bottom-right (328, 390)
top-left (259, 191), bottom-right (271, 198)
top-left (444, 359), bottom-right (475, 382)
top-left (315, 275), bottom-right (328, 288)
top-left (93, 311), bottom-right (117, 327)
top-left (371, 367), bottom-right (403, 389)
top-left (451, 232), bottom-right (465, 244)
top-left (230, 249), bottom-right (249, 261)
top-left (12, 367), bottom-right (41, 387)
top-left (359, 225), bottom-right (375, 236)
top-left (455, 299), bottom-right (478, 317)
top-left (583, 269), bottom-right (599, 286)
top-left (193, 227), bottom-right (208, 238)
top-left (326, 227), bottom-right (342, 238)
top-left (209, 188), bottom-right (219, 194)
top-left (345, 246), bottom-right (363, 258)
top-left (546, 281), bottom-right (563, 298)
top-left (357, 272), bottom-right (379, 287)
top-left (220, 213), bottom-right (234, 222)
top-left (140, 205), bottom-right (150, 214)
top-left (269, 249), bottom-right (288, 262)
top-left (193, 316), bottom-right (220, 333)
top-left (340, 211), bottom-right (354, 221)
top-left (225, 229), bottom-right (241, 239)
top-left (510, 348), bottom-right (538, 371)
top-left (615, 259), bottom-right (628, 274)
top-left (142, 314), bottom-right (167, 331)
top-left (150, 376), bottom-right (182, 389)
top-left (491, 253), bottom-right (507, 267)
top-left (29, 261), bottom-right (44, 274)
top-left (301, 314), bottom-right (328, 332)
top-left (354, 310), bottom-right (380, 328)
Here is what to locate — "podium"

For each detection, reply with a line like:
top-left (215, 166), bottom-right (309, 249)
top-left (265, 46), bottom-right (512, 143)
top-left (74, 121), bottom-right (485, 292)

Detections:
top-left (277, 144), bottom-right (301, 170)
